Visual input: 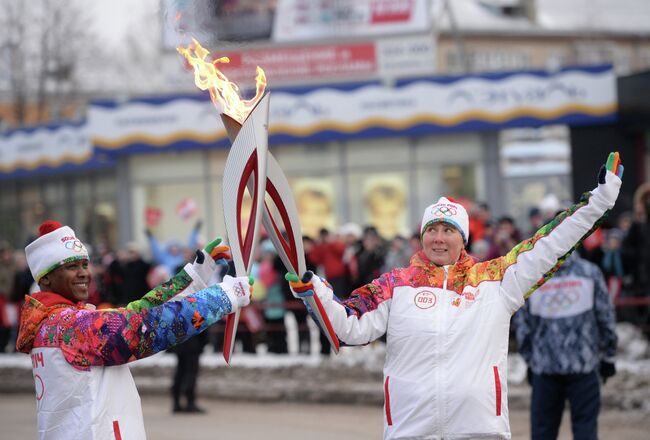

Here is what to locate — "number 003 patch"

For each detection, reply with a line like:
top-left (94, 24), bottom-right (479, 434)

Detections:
top-left (414, 290), bottom-right (437, 309)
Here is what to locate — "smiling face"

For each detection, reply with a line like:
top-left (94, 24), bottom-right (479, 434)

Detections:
top-left (421, 222), bottom-right (464, 266)
top-left (39, 259), bottom-right (91, 302)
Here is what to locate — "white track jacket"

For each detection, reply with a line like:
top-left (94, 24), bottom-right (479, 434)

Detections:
top-left (17, 255), bottom-right (222, 440)
top-left (316, 171), bottom-right (620, 439)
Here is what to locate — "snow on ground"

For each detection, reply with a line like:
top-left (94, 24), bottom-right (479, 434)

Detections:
top-left (2, 324), bottom-right (649, 410)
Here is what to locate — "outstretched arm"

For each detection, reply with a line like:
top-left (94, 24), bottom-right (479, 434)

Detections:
top-left (287, 271), bottom-right (392, 346)
top-left (498, 152), bottom-right (623, 313)
top-left (55, 275), bottom-right (251, 368)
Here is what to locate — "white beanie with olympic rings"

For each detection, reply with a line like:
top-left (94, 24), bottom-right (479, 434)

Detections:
top-left (420, 197), bottom-right (469, 244)
top-left (25, 220), bottom-right (89, 282)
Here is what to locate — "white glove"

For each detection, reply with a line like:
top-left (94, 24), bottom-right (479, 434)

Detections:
top-left (311, 274), bottom-right (334, 303)
top-left (220, 275), bottom-right (251, 312)
top-left (185, 249), bottom-right (220, 289)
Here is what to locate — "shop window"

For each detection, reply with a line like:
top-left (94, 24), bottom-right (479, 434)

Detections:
top-left (0, 181), bottom-right (19, 247)
top-left (440, 164), bottom-right (477, 202)
top-left (40, 179), bottom-right (67, 225)
top-left (345, 138), bottom-right (410, 170)
top-left (133, 182), bottom-right (207, 256)
top-left (130, 151), bottom-right (204, 183)
top-left (19, 184), bottom-right (44, 242)
top-left (272, 142), bottom-right (340, 173)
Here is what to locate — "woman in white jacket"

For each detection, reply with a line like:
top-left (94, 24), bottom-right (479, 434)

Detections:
top-left (289, 152), bottom-right (623, 440)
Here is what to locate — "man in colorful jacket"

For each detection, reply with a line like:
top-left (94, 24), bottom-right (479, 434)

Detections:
top-left (16, 220), bottom-right (252, 440)
top-left (513, 252), bottom-right (617, 439)
top-left (288, 153), bottom-right (623, 439)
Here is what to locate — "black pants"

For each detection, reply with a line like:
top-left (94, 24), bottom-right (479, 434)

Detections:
top-left (530, 371), bottom-right (600, 440)
top-left (293, 308), bottom-right (311, 354)
top-left (171, 338), bottom-right (202, 408)
top-left (264, 316), bottom-right (288, 354)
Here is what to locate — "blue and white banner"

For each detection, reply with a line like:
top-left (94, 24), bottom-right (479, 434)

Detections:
top-left (0, 122), bottom-right (93, 175)
top-left (88, 65), bottom-right (616, 152)
top-left (1, 65), bottom-right (617, 174)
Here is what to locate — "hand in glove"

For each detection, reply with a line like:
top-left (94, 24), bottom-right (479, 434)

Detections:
top-left (285, 271), bottom-right (334, 302)
top-left (194, 237), bottom-right (230, 270)
top-left (203, 237), bottom-right (230, 269)
top-left (221, 274), bottom-right (254, 312)
top-left (599, 360), bottom-right (616, 384)
top-left (587, 151), bottom-right (623, 212)
top-left (186, 237), bottom-right (231, 290)
top-left (599, 151), bottom-right (624, 183)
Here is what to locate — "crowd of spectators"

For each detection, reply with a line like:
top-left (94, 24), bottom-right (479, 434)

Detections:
top-left (1, 187), bottom-right (650, 355)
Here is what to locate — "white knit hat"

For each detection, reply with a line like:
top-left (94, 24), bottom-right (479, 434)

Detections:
top-left (25, 220), bottom-right (89, 282)
top-left (420, 197), bottom-right (469, 244)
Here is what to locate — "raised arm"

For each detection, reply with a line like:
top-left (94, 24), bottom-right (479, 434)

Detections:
top-left (287, 271), bottom-right (392, 346)
top-left (187, 219), bottom-right (202, 250)
top-left (145, 228), bottom-right (166, 265)
top-left (498, 152), bottom-right (623, 313)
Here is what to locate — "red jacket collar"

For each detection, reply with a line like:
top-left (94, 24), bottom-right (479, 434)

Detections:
top-left (31, 291), bottom-right (80, 308)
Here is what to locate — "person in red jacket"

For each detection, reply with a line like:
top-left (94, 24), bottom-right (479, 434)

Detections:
top-left (308, 228), bottom-right (351, 296)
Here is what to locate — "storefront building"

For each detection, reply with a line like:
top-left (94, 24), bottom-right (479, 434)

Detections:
top-left (0, 65), bottom-right (616, 251)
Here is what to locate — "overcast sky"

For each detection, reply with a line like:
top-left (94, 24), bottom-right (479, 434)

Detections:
top-left (88, 0), bottom-right (159, 47)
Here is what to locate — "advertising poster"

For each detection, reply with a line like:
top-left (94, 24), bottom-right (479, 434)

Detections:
top-left (291, 178), bottom-right (336, 238)
top-left (363, 174), bottom-right (408, 238)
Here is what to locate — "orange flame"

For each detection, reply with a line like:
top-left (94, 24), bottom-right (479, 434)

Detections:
top-left (177, 38), bottom-right (266, 124)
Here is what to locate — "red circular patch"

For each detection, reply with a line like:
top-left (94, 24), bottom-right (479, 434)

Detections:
top-left (414, 290), bottom-right (437, 309)
top-left (34, 374), bottom-right (45, 401)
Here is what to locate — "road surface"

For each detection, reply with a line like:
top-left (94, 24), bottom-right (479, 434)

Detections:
top-left (2, 393), bottom-right (649, 439)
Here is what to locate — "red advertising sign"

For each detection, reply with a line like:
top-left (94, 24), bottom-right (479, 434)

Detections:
top-left (219, 43), bottom-right (377, 86)
top-left (371, 0), bottom-right (414, 23)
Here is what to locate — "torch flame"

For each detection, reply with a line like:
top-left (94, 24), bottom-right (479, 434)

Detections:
top-left (177, 38), bottom-right (266, 124)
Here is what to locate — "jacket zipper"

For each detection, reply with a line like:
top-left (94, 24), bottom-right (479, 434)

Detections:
top-left (384, 376), bottom-right (393, 426)
top-left (440, 266), bottom-right (449, 434)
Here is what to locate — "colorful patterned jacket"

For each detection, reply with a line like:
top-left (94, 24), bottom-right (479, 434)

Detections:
top-left (513, 253), bottom-right (617, 375)
top-left (318, 170), bottom-right (621, 440)
top-left (16, 254), bottom-right (236, 440)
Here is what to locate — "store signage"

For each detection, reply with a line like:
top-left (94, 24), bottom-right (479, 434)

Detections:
top-left (220, 42), bottom-right (378, 85)
top-left (273, 0), bottom-right (431, 41)
top-left (0, 66), bottom-right (615, 175)
top-left (0, 123), bottom-right (91, 172)
top-left (88, 66), bottom-right (616, 151)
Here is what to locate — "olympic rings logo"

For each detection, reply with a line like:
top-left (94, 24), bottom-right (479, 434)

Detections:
top-left (64, 240), bottom-right (85, 253)
top-left (234, 282), bottom-right (246, 298)
top-left (432, 205), bottom-right (457, 217)
top-left (540, 290), bottom-right (579, 312)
